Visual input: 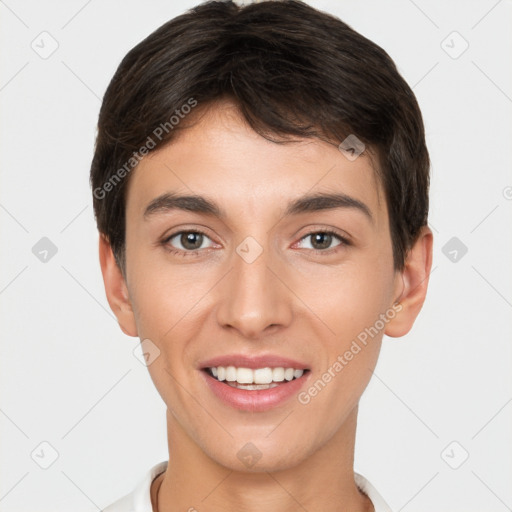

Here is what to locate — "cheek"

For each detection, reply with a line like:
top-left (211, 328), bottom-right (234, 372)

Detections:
top-left (296, 256), bottom-right (393, 405)
top-left (303, 255), bottom-right (394, 341)
top-left (125, 253), bottom-right (216, 400)
top-left (295, 274), bottom-right (390, 437)
top-left (126, 243), bottom-right (213, 340)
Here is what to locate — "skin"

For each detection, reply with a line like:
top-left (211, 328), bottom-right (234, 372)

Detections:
top-left (99, 100), bottom-right (433, 512)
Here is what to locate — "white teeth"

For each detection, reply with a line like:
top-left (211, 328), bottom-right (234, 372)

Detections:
top-left (227, 382), bottom-right (279, 390)
top-left (254, 367), bottom-right (273, 384)
top-left (208, 365), bottom-right (306, 385)
top-left (236, 367), bottom-right (254, 384)
top-left (272, 367), bottom-right (285, 382)
top-left (225, 366), bottom-right (237, 382)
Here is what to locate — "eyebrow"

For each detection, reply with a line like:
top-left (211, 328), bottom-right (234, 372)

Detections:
top-left (143, 191), bottom-right (373, 223)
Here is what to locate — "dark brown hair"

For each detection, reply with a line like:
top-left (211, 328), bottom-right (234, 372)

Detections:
top-left (90, 0), bottom-right (429, 273)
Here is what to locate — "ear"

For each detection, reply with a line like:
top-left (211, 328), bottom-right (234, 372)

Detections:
top-left (98, 234), bottom-right (138, 337)
top-left (385, 225), bottom-right (433, 337)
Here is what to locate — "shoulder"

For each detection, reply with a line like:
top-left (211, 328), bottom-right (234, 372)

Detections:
top-left (101, 461), bottom-right (168, 512)
top-left (354, 472), bottom-right (394, 512)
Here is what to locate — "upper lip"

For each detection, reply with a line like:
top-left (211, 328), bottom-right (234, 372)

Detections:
top-left (199, 354), bottom-right (310, 370)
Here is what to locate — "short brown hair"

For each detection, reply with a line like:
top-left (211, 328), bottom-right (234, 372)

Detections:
top-left (90, 0), bottom-right (429, 273)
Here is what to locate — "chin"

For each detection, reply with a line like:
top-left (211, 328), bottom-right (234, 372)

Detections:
top-left (202, 433), bottom-right (317, 473)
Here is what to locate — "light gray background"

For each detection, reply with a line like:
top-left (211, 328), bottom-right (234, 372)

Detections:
top-left (1, 1), bottom-right (511, 511)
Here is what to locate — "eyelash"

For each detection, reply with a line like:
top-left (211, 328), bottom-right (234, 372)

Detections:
top-left (161, 228), bottom-right (351, 258)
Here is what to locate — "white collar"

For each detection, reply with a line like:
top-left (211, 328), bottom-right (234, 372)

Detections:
top-left (102, 461), bottom-right (393, 512)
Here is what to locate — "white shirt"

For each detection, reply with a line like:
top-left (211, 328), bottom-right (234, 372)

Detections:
top-left (102, 461), bottom-right (393, 512)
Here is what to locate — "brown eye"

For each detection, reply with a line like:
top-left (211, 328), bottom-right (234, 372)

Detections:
top-left (310, 232), bottom-right (334, 250)
top-left (165, 231), bottom-right (214, 253)
top-left (180, 232), bottom-right (204, 250)
top-left (295, 230), bottom-right (347, 252)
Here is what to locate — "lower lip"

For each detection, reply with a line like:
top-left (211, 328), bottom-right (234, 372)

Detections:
top-left (201, 370), bottom-right (309, 412)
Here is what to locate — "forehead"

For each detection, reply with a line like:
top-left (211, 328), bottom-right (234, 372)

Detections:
top-left (125, 101), bottom-right (387, 227)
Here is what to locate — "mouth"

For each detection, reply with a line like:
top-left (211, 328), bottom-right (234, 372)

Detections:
top-left (198, 355), bottom-right (311, 411)
top-left (203, 365), bottom-right (309, 390)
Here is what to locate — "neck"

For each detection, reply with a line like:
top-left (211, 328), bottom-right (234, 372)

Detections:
top-left (153, 405), bottom-right (373, 512)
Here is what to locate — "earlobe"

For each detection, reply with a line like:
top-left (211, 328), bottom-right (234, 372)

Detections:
top-left (385, 226), bottom-right (433, 338)
top-left (98, 235), bottom-right (138, 337)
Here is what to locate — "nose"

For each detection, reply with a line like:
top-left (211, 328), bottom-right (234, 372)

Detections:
top-left (215, 239), bottom-right (293, 339)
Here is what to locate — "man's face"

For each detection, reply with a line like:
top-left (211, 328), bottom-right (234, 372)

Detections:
top-left (122, 101), bottom-right (403, 471)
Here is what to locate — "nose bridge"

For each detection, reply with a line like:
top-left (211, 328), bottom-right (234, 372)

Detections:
top-left (216, 235), bottom-right (292, 337)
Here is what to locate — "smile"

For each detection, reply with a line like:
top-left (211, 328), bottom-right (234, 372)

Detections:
top-left (206, 366), bottom-right (306, 390)
top-left (201, 363), bottom-right (310, 411)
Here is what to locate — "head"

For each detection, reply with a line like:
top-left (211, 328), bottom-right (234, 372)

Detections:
top-left (91, 0), bottom-right (432, 472)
